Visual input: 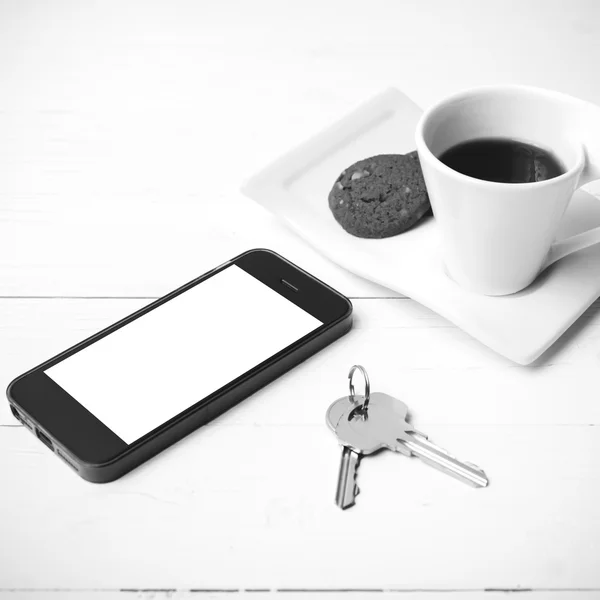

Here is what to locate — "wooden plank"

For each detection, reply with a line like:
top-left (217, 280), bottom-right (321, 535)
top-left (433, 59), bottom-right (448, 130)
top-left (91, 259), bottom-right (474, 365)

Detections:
top-left (3, 299), bottom-right (600, 590)
top-left (1, 423), bottom-right (600, 590)
top-left (1, 0), bottom-right (599, 299)
top-left (3, 297), bottom-right (600, 427)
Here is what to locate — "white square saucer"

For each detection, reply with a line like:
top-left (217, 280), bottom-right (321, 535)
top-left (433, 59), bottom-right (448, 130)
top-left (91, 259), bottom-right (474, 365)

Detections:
top-left (242, 88), bottom-right (600, 364)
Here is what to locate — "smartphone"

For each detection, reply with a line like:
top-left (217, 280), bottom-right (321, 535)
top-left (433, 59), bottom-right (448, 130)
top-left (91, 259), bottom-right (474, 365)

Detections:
top-left (7, 249), bottom-right (352, 483)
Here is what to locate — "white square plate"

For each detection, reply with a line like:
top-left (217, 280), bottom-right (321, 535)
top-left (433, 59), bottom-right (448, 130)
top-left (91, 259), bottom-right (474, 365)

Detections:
top-left (242, 88), bottom-right (600, 364)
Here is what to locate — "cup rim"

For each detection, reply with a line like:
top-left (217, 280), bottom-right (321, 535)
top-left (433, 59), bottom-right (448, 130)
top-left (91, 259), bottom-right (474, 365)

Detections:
top-left (415, 84), bottom-right (585, 190)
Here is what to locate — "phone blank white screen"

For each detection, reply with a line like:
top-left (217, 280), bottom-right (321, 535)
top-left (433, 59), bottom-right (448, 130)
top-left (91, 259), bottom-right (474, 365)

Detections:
top-left (45, 265), bottom-right (322, 444)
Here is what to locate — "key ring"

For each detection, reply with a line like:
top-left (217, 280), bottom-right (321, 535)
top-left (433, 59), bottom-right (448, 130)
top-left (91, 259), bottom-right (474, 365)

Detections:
top-left (348, 365), bottom-right (370, 412)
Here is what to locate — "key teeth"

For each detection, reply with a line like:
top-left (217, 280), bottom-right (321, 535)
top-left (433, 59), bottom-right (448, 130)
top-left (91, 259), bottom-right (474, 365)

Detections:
top-left (353, 456), bottom-right (361, 498)
top-left (336, 447), bottom-right (362, 510)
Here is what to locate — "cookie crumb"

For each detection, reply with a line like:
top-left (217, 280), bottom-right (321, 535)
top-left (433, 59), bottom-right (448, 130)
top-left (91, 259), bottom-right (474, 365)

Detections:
top-left (351, 169), bottom-right (371, 181)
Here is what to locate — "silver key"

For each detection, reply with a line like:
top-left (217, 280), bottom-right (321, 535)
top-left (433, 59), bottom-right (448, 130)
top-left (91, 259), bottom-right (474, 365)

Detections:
top-left (335, 447), bottom-right (361, 510)
top-left (326, 365), bottom-right (371, 510)
top-left (326, 366), bottom-right (488, 510)
top-left (336, 391), bottom-right (489, 488)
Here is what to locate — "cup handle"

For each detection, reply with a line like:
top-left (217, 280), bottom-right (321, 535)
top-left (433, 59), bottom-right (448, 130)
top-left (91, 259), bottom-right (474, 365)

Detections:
top-left (544, 224), bottom-right (600, 270)
top-left (542, 93), bottom-right (600, 271)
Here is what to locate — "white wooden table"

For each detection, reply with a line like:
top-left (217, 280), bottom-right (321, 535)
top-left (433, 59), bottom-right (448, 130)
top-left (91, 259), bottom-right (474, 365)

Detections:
top-left (2, 1), bottom-right (600, 598)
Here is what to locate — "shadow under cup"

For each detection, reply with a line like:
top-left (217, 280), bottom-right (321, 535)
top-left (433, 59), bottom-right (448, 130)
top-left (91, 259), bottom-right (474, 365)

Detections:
top-left (416, 86), bottom-right (585, 296)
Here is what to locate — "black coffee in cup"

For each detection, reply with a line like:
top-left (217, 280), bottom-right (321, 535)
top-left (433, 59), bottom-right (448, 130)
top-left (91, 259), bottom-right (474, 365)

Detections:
top-left (438, 138), bottom-right (565, 184)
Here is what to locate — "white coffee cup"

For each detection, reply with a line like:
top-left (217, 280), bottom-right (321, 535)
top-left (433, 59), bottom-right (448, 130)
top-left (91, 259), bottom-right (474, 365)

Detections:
top-left (415, 85), bottom-right (600, 296)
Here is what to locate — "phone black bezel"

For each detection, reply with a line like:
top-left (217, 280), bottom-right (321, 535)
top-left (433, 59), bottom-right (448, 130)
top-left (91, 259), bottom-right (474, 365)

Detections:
top-left (6, 249), bottom-right (353, 481)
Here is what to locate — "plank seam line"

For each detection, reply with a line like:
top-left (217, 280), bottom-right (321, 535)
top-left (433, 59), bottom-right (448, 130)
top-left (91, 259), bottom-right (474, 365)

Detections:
top-left (0, 587), bottom-right (600, 594)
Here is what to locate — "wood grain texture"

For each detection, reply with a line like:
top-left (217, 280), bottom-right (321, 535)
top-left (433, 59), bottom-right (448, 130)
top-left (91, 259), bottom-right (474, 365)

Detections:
top-left (1, 0), bottom-right (600, 298)
top-left (3, 0), bottom-right (600, 596)
top-left (2, 299), bottom-right (600, 591)
top-left (2, 422), bottom-right (600, 590)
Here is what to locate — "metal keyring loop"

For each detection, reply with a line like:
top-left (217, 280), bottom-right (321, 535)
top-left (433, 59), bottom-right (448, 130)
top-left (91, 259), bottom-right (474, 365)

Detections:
top-left (348, 365), bottom-right (370, 412)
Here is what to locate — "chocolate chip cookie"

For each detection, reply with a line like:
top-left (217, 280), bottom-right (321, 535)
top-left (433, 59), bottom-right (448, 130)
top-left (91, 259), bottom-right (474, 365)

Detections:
top-left (328, 152), bottom-right (431, 238)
